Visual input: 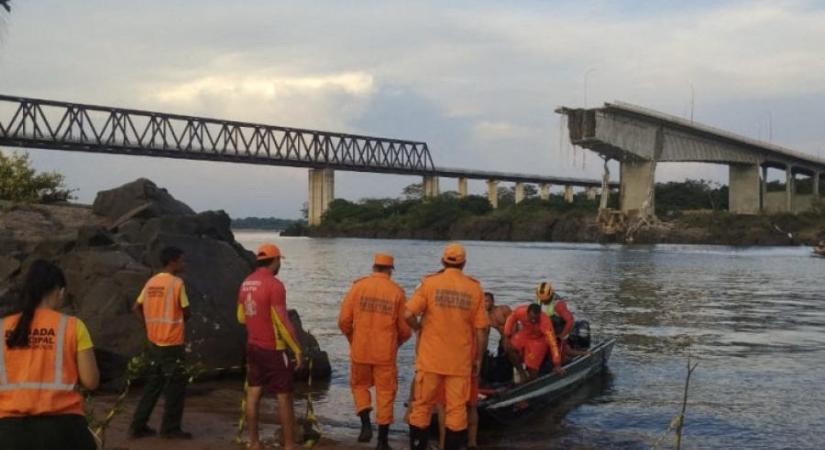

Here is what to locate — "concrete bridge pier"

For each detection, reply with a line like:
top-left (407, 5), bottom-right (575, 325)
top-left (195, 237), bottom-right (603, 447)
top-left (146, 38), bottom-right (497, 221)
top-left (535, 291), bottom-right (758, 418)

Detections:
top-left (761, 165), bottom-right (768, 211)
top-left (619, 159), bottom-right (655, 216)
top-left (785, 166), bottom-right (794, 212)
top-left (563, 185), bottom-right (574, 203)
top-left (515, 182), bottom-right (525, 204)
top-left (423, 175), bottom-right (440, 199)
top-left (815, 172), bottom-right (821, 200)
top-left (539, 183), bottom-right (551, 201)
top-left (457, 177), bottom-right (468, 198)
top-left (728, 163), bottom-right (761, 214)
top-left (586, 187), bottom-right (597, 201)
top-left (487, 180), bottom-right (499, 208)
top-left (308, 168), bottom-right (334, 226)
top-left (761, 164), bottom-right (796, 213)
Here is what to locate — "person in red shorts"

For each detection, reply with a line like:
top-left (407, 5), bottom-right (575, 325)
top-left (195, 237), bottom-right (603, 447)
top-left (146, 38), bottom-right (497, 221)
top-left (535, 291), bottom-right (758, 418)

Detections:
top-left (237, 244), bottom-right (303, 450)
top-left (503, 303), bottom-right (564, 382)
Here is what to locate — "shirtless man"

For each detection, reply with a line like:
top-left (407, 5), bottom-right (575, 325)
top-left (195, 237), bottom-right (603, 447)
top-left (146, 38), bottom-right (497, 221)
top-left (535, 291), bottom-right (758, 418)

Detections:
top-left (484, 292), bottom-right (512, 339)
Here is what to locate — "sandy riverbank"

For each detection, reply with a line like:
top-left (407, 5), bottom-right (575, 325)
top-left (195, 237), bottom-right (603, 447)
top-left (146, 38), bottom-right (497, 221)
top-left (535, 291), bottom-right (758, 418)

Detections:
top-left (93, 381), bottom-right (409, 450)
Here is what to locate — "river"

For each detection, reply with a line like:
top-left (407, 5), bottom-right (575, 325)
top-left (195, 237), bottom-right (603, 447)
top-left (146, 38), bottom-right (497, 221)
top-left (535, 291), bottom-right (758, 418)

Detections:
top-left (233, 232), bottom-right (825, 449)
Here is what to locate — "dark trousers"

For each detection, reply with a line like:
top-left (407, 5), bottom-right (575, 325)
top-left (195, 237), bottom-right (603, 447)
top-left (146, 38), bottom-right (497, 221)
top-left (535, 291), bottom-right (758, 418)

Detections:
top-left (130, 343), bottom-right (187, 434)
top-left (0, 414), bottom-right (96, 450)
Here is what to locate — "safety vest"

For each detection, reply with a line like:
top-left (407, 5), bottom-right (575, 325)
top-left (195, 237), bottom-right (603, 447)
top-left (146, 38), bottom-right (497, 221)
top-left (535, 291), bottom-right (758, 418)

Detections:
top-left (0, 309), bottom-right (83, 418)
top-left (142, 274), bottom-right (185, 346)
top-left (538, 294), bottom-right (557, 317)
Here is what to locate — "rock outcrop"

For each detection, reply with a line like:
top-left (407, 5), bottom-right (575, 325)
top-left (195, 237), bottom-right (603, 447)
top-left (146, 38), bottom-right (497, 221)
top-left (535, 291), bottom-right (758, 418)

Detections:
top-left (0, 179), bottom-right (330, 387)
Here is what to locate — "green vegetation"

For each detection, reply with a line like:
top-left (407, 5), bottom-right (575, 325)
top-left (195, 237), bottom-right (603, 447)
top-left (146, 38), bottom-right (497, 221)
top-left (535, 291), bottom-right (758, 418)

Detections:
top-left (312, 185), bottom-right (604, 241)
top-left (655, 179), bottom-right (728, 216)
top-left (301, 178), bottom-right (824, 244)
top-left (231, 216), bottom-right (302, 230)
top-left (0, 150), bottom-right (73, 203)
top-left (317, 179), bottom-right (735, 238)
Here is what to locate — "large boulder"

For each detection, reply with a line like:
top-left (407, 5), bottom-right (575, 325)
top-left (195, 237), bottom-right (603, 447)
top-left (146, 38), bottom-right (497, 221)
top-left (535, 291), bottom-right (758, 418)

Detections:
top-left (288, 310), bottom-right (332, 382)
top-left (1, 179), bottom-right (329, 388)
top-left (92, 178), bottom-right (194, 223)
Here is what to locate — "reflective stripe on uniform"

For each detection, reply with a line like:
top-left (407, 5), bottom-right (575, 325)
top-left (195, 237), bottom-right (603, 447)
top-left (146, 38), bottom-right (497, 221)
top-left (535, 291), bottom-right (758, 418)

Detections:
top-left (145, 318), bottom-right (184, 324)
top-left (0, 381), bottom-right (76, 391)
top-left (53, 314), bottom-right (68, 388)
top-left (0, 314), bottom-right (76, 392)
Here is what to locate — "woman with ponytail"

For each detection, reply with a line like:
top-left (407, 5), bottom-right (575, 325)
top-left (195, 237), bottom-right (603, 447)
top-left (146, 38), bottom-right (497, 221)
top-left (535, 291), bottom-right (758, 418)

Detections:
top-left (0, 260), bottom-right (99, 450)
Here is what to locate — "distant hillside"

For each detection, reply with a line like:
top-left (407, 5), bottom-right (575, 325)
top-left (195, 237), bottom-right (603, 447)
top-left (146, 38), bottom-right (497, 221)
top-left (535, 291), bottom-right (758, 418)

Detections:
top-left (231, 216), bottom-right (303, 230)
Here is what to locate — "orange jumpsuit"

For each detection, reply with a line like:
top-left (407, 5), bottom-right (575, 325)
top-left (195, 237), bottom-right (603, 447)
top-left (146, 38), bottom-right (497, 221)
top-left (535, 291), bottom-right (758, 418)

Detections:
top-left (406, 268), bottom-right (489, 432)
top-left (504, 304), bottom-right (561, 371)
top-left (338, 272), bottom-right (411, 425)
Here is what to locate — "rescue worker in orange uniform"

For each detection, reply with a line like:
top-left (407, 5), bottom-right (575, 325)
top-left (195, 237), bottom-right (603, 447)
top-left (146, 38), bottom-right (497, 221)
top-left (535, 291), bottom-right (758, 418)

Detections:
top-left (0, 260), bottom-right (100, 450)
top-left (405, 243), bottom-right (489, 450)
top-left (552, 317), bottom-right (590, 364)
top-left (338, 253), bottom-right (411, 450)
top-left (503, 303), bottom-right (564, 382)
top-left (535, 282), bottom-right (574, 341)
top-left (434, 331), bottom-right (484, 450)
top-left (238, 244), bottom-right (303, 450)
top-left (130, 246), bottom-right (192, 440)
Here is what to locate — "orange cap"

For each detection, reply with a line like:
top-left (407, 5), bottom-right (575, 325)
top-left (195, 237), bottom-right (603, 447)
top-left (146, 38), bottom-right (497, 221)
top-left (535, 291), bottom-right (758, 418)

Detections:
top-left (256, 243), bottom-right (283, 261)
top-left (373, 253), bottom-right (395, 268)
top-left (442, 243), bottom-right (466, 265)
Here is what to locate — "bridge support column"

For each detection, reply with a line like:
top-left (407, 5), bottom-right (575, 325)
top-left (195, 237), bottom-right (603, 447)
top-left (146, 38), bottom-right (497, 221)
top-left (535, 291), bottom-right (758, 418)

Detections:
top-left (423, 175), bottom-right (439, 199)
top-left (308, 168), bottom-right (334, 226)
top-left (785, 165), bottom-right (794, 212)
top-left (760, 165), bottom-right (768, 212)
top-left (728, 163), bottom-right (761, 214)
top-left (620, 159), bottom-right (655, 216)
top-left (814, 172), bottom-right (820, 199)
top-left (514, 182), bottom-right (525, 204)
top-left (487, 180), bottom-right (499, 208)
top-left (564, 185), bottom-right (574, 203)
top-left (457, 177), bottom-right (468, 198)
top-left (586, 187), bottom-right (597, 201)
top-left (539, 183), bottom-right (551, 201)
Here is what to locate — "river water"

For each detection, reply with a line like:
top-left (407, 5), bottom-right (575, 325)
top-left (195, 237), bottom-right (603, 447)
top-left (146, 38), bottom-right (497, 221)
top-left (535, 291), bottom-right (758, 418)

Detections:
top-left (234, 232), bottom-right (825, 449)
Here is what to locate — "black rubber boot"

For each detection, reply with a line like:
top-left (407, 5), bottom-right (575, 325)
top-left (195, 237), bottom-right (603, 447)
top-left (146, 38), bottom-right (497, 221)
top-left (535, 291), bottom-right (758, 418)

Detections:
top-left (376, 424), bottom-right (392, 450)
top-left (444, 429), bottom-right (467, 450)
top-left (408, 425), bottom-right (428, 450)
top-left (358, 409), bottom-right (373, 443)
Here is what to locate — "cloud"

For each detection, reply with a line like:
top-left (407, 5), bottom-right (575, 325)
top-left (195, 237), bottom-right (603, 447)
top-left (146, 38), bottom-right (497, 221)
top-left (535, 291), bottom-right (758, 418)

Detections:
top-left (2, 0), bottom-right (825, 217)
top-left (473, 121), bottom-right (536, 141)
top-left (152, 72), bottom-right (374, 104)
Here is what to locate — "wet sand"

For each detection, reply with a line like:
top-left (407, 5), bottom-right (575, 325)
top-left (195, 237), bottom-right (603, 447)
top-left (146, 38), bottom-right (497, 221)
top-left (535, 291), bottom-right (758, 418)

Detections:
top-left (94, 381), bottom-right (407, 450)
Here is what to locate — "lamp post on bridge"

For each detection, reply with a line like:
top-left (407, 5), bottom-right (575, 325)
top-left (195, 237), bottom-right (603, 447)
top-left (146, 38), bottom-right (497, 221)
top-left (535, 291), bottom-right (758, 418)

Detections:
top-left (584, 68), bottom-right (597, 108)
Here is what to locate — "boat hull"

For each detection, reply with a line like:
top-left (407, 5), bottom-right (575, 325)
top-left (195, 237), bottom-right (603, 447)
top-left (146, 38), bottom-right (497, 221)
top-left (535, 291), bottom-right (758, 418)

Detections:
top-left (478, 338), bottom-right (615, 424)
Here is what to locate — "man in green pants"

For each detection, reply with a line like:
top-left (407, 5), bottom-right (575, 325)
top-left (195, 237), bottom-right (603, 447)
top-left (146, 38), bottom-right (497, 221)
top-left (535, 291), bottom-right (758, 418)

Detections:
top-left (129, 246), bottom-right (192, 440)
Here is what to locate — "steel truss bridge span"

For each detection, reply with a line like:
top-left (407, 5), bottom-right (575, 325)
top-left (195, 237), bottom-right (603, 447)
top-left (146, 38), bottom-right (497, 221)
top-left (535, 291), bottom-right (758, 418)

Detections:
top-left (0, 95), bottom-right (436, 175)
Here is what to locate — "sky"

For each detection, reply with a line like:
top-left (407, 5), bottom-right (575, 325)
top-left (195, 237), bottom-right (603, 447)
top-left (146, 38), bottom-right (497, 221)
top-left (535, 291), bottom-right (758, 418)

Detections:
top-left (2, 0), bottom-right (825, 218)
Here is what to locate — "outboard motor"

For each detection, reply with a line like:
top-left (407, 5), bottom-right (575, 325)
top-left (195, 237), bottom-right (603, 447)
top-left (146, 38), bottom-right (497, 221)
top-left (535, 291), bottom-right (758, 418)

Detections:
top-left (568, 320), bottom-right (591, 349)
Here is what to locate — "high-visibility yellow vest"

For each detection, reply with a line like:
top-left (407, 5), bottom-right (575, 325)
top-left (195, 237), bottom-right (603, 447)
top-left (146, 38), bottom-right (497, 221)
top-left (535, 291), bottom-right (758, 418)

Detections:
top-left (537, 294), bottom-right (558, 317)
